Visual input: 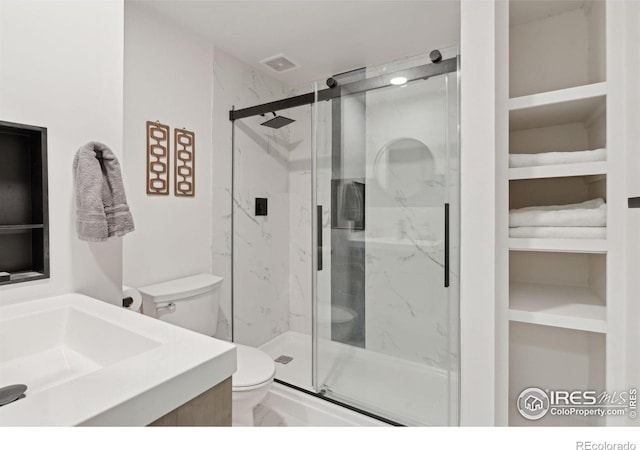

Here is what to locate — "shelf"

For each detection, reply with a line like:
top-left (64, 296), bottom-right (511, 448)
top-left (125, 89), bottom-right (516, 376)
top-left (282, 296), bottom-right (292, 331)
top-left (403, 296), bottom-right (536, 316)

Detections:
top-left (509, 161), bottom-right (607, 180)
top-left (0, 271), bottom-right (47, 286)
top-left (509, 282), bottom-right (606, 333)
top-left (0, 224), bottom-right (44, 232)
top-left (509, 82), bottom-right (606, 131)
top-left (509, 82), bottom-right (607, 111)
top-left (509, 238), bottom-right (607, 254)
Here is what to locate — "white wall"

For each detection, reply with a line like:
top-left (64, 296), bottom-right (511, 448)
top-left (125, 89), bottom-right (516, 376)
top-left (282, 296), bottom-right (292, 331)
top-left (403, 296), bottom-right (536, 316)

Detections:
top-left (623, 0), bottom-right (640, 411)
top-left (588, 0), bottom-right (607, 86)
top-left (0, 1), bottom-right (124, 306)
top-left (460, 0), bottom-right (499, 426)
top-left (509, 123), bottom-right (590, 154)
top-left (122, 4), bottom-right (213, 290)
top-left (607, 0), bottom-right (633, 425)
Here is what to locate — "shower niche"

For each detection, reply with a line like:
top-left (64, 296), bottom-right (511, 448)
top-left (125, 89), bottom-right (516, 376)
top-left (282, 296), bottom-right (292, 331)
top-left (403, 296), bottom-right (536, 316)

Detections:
top-left (0, 120), bottom-right (49, 285)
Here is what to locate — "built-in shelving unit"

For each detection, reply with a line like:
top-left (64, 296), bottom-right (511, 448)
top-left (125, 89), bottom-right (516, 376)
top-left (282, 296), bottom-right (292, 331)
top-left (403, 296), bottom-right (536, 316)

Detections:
top-left (500, 0), bottom-right (614, 427)
top-left (0, 120), bottom-right (49, 286)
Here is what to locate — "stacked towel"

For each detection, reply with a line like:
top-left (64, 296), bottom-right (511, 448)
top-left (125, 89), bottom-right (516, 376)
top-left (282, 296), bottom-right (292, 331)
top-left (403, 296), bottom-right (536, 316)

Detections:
top-left (509, 198), bottom-right (606, 239)
top-left (73, 142), bottom-right (135, 242)
top-left (510, 198), bottom-right (606, 227)
top-left (510, 227), bottom-right (606, 239)
top-left (509, 148), bottom-right (606, 168)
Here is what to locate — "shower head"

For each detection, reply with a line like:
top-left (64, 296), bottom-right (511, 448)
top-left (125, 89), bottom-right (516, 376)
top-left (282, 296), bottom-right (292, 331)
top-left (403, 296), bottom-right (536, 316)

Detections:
top-left (260, 112), bottom-right (295, 129)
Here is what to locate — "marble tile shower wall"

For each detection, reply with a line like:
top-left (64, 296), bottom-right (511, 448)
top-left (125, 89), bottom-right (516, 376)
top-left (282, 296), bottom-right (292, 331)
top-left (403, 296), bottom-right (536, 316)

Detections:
top-left (212, 49), bottom-right (289, 342)
top-left (364, 78), bottom-right (451, 368)
top-left (212, 48), bottom-right (314, 345)
top-left (287, 104), bottom-right (313, 336)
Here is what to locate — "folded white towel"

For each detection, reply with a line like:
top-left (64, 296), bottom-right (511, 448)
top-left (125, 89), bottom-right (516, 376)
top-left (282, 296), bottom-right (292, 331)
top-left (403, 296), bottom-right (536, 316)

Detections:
top-left (509, 198), bottom-right (606, 228)
top-left (510, 227), bottom-right (606, 239)
top-left (509, 148), bottom-right (606, 168)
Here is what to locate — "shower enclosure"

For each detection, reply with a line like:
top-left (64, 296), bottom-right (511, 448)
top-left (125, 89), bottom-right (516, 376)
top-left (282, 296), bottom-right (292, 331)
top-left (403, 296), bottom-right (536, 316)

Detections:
top-left (230, 51), bottom-right (460, 426)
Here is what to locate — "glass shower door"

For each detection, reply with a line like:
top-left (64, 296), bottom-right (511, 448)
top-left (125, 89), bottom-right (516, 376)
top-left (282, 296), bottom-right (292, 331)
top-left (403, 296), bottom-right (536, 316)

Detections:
top-left (312, 53), bottom-right (459, 426)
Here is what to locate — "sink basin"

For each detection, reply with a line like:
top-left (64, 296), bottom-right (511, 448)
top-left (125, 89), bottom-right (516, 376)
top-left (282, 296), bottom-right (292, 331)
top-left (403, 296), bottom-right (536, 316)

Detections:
top-left (0, 306), bottom-right (160, 395)
top-left (0, 294), bottom-right (236, 426)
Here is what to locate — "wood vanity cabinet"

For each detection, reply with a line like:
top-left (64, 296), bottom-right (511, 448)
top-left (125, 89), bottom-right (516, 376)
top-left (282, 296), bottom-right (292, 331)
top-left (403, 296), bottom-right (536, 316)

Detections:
top-left (148, 377), bottom-right (232, 426)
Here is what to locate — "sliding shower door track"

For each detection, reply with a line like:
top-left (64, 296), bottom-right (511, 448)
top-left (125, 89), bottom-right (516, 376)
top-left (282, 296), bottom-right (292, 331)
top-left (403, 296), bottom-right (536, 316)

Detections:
top-left (273, 379), bottom-right (404, 427)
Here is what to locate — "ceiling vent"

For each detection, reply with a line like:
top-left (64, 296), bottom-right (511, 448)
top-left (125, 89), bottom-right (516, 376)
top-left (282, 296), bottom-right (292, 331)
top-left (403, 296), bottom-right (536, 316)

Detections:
top-left (261, 54), bottom-right (298, 73)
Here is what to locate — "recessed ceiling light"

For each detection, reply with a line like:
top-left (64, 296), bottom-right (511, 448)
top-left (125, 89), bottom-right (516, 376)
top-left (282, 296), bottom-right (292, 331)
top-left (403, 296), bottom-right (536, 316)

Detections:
top-left (390, 76), bottom-right (407, 86)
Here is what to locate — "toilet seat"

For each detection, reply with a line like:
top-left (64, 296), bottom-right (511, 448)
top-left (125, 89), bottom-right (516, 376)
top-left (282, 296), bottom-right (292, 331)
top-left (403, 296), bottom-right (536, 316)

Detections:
top-left (232, 343), bottom-right (276, 392)
top-left (319, 304), bottom-right (356, 324)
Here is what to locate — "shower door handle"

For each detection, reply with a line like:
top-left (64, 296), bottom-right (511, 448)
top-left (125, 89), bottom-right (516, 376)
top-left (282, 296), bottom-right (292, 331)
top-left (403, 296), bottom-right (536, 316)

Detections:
top-left (444, 203), bottom-right (449, 288)
top-left (317, 205), bottom-right (323, 271)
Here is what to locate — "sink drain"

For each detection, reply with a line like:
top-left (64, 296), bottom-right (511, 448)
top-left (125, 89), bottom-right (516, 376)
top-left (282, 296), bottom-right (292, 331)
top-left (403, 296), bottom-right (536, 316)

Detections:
top-left (275, 355), bottom-right (293, 364)
top-left (0, 384), bottom-right (27, 407)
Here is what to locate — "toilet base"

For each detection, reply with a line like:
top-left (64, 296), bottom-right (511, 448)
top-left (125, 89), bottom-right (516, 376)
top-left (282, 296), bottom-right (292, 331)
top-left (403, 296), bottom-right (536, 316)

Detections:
top-left (232, 406), bottom-right (256, 427)
top-left (232, 378), bottom-right (273, 427)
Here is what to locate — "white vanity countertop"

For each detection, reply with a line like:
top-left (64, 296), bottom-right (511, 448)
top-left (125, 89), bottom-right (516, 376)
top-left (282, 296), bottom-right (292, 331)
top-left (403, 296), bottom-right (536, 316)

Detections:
top-left (0, 293), bottom-right (236, 426)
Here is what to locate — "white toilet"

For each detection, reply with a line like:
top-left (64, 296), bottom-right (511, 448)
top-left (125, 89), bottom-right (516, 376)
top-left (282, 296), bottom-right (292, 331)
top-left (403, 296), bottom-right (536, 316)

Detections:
top-left (138, 273), bottom-right (275, 426)
top-left (318, 303), bottom-right (357, 342)
top-left (329, 304), bottom-right (357, 342)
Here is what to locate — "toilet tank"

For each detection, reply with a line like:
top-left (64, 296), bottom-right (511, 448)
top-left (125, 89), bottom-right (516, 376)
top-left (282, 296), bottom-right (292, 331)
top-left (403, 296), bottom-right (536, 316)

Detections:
top-left (138, 274), bottom-right (222, 336)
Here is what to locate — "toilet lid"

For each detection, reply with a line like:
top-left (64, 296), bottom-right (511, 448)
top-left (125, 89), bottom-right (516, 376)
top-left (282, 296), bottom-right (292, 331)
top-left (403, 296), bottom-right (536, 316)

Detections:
top-left (318, 304), bottom-right (355, 324)
top-left (232, 344), bottom-right (276, 389)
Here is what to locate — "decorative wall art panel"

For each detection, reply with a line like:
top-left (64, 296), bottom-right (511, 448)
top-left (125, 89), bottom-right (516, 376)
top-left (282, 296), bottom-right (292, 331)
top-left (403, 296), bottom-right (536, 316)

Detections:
top-left (146, 121), bottom-right (170, 195)
top-left (174, 128), bottom-right (195, 197)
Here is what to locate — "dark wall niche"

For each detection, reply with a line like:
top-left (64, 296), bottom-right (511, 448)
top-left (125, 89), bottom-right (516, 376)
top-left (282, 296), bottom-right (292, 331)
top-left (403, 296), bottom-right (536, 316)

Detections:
top-left (0, 120), bottom-right (49, 285)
